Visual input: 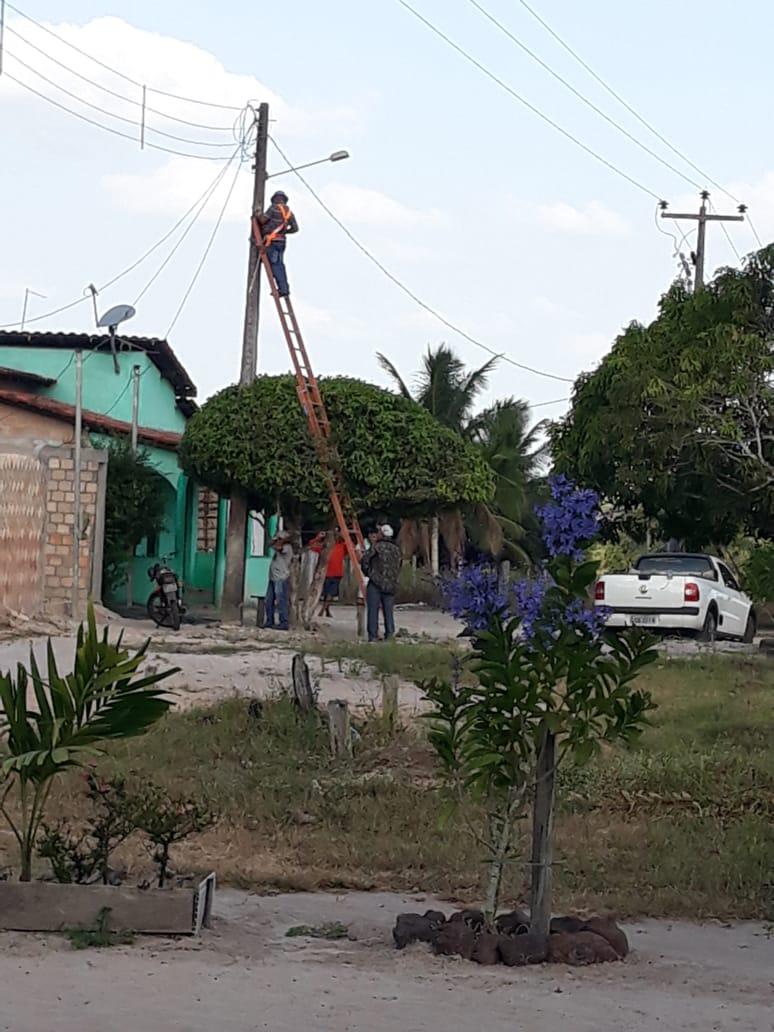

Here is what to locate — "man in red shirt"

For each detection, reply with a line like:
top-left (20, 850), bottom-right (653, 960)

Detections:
top-left (310, 531), bottom-right (348, 617)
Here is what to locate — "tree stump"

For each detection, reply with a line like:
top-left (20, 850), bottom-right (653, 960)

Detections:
top-left (382, 675), bottom-right (399, 730)
top-left (291, 654), bottom-right (315, 712)
top-left (327, 699), bottom-right (352, 757)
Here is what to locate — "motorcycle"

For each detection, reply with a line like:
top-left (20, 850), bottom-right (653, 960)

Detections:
top-left (147, 561), bottom-right (186, 630)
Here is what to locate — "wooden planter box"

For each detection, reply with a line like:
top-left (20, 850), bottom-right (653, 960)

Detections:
top-left (0, 873), bottom-right (215, 935)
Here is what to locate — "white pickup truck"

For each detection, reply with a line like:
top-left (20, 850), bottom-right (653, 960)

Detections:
top-left (594, 553), bottom-right (756, 642)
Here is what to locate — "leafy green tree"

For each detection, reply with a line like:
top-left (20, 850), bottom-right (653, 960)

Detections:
top-left (180, 375), bottom-right (494, 522)
top-left (0, 605), bottom-right (173, 880)
top-left (98, 436), bottom-right (168, 592)
top-left (552, 246), bottom-right (774, 546)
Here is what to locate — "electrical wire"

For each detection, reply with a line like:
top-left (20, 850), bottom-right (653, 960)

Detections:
top-left (0, 143), bottom-right (246, 330)
top-left (512, 0), bottom-right (742, 207)
top-left (707, 199), bottom-right (743, 263)
top-left (270, 134), bottom-right (573, 384)
top-left (531, 397), bottom-right (569, 408)
top-left (395, 1), bottom-right (662, 202)
top-left (4, 46), bottom-right (237, 149)
top-left (5, 1), bottom-right (242, 111)
top-left (165, 158), bottom-right (243, 337)
top-left (134, 146), bottom-right (243, 305)
top-left (747, 212), bottom-right (764, 249)
top-left (4, 72), bottom-right (235, 160)
top-left (467, 0), bottom-right (703, 193)
top-left (3, 23), bottom-right (236, 133)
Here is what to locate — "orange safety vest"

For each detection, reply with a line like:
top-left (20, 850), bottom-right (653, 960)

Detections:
top-left (264, 204), bottom-right (293, 246)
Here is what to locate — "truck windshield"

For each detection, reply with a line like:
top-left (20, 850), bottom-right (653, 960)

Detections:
top-left (635, 555), bottom-right (716, 579)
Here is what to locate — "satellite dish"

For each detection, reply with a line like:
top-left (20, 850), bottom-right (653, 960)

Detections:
top-left (96, 304), bottom-right (136, 375)
top-left (97, 304), bottom-right (135, 330)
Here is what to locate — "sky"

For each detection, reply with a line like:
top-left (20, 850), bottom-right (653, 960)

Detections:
top-left (1, 0), bottom-right (773, 421)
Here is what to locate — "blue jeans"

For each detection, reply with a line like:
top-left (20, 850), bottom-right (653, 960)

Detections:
top-left (367, 581), bottom-right (395, 641)
top-left (265, 578), bottom-right (289, 629)
top-left (267, 241), bottom-right (289, 296)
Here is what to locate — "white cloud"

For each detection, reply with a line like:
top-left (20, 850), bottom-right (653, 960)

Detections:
top-left (536, 200), bottom-right (630, 236)
top-left (2, 14), bottom-right (362, 220)
top-left (317, 184), bottom-right (445, 229)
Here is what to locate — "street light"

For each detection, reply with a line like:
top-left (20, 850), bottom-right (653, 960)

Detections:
top-left (266, 149), bottom-right (350, 179)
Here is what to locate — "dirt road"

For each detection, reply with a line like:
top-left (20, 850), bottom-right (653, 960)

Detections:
top-left (1, 890), bottom-right (771, 1032)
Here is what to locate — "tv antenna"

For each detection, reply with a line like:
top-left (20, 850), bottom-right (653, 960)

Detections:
top-left (96, 302), bottom-right (136, 374)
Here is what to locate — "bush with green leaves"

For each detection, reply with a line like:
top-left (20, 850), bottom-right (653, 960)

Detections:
top-left (97, 435), bottom-right (168, 591)
top-left (0, 605), bottom-right (173, 881)
top-left (429, 477), bottom-right (657, 935)
top-left (134, 786), bottom-right (216, 888)
top-left (38, 773), bottom-right (138, 885)
top-left (741, 541), bottom-right (774, 606)
top-left (180, 374), bottom-right (495, 521)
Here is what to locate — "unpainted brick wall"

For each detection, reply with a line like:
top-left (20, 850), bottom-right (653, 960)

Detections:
top-left (0, 444), bottom-right (107, 621)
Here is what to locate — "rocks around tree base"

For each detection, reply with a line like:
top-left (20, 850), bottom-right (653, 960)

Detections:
top-left (392, 908), bottom-right (629, 967)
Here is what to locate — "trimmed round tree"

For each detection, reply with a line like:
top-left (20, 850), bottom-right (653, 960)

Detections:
top-left (180, 375), bottom-right (495, 521)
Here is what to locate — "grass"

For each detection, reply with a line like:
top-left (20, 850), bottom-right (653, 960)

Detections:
top-left (305, 639), bottom-right (467, 684)
top-left (66, 908), bottom-right (134, 950)
top-left (11, 648), bottom-right (773, 922)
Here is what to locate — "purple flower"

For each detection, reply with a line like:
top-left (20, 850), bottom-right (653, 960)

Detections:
top-left (536, 475), bottom-right (600, 560)
top-left (441, 563), bottom-right (509, 632)
top-left (512, 578), bottom-right (608, 646)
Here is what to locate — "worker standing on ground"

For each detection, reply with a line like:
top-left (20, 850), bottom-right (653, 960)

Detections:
top-left (361, 524), bottom-right (402, 642)
top-left (256, 190), bottom-right (298, 298)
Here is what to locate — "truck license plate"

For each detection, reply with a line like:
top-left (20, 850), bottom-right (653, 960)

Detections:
top-left (631, 615), bottom-right (658, 626)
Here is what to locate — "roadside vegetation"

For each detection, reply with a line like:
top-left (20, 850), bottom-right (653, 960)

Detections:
top-left (13, 648), bottom-right (770, 922)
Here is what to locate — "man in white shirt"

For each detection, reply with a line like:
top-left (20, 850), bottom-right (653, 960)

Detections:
top-left (265, 532), bottom-right (293, 631)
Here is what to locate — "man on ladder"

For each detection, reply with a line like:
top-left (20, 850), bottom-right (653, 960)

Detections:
top-left (256, 190), bottom-right (298, 298)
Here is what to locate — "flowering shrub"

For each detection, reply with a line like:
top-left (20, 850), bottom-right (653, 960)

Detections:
top-left (426, 475), bottom-right (656, 933)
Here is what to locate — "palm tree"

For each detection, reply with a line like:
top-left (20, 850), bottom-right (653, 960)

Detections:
top-left (377, 345), bottom-right (543, 569)
top-left (466, 398), bottom-right (546, 562)
top-left (378, 344), bottom-right (498, 432)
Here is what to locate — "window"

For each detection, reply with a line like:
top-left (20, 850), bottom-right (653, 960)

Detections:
top-left (636, 555), bottom-right (717, 580)
top-left (718, 563), bottom-right (740, 591)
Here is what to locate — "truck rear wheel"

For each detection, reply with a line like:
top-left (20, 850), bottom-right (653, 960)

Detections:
top-left (697, 608), bottom-right (717, 643)
top-left (742, 612), bottom-right (756, 644)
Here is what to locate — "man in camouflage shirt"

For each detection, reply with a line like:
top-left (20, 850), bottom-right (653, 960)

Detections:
top-left (361, 524), bottom-right (402, 642)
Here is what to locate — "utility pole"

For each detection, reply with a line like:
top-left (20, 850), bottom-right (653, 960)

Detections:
top-left (72, 349), bottom-right (83, 620)
top-left (661, 191), bottom-right (746, 291)
top-left (130, 364), bottom-right (141, 453)
top-left (221, 102), bottom-right (270, 622)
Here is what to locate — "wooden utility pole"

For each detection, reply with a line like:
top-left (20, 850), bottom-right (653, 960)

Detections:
top-left (221, 102), bottom-right (270, 622)
top-left (661, 191), bottom-right (746, 291)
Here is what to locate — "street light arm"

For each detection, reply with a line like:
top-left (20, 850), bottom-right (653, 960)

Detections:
top-left (266, 150), bottom-right (349, 179)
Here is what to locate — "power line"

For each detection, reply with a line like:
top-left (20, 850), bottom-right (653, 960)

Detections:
top-left (4, 71), bottom-right (233, 160)
top-left (134, 147), bottom-right (242, 305)
top-left (3, 23), bottom-right (235, 133)
top-left (467, 0), bottom-right (703, 193)
top-left (5, 1), bottom-right (242, 111)
top-left (395, 1), bottom-right (662, 202)
top-left (0, 143), bottom-right (246, 330)
top-left (270, 134), bottom-right (573, 384)
top-left (4, 46), bottom-right (236, 149)
top-left (512, 0), bottom-right (742, 207)
top-left (747, 212), bottom-right (764, 249)
top-left (165, 158), bottom-right (243, 337)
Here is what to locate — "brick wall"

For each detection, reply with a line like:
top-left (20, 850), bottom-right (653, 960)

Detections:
top-left (0, 439), bottom-right (107, 622)
top-left (197, 487), bottom-right (218, 553)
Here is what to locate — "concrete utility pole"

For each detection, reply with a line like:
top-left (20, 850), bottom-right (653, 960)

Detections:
top-left (72, 349), bottom-right (83, 619)
top-left (661, 191), bottom-right (746, 291)
top-left (221, 102), bottom-right (270, 622)
top-left (130, 364), bottom-right (141, 453)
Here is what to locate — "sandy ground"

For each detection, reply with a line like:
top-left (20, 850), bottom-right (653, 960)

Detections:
top-left (0, 605), bottom-right (766, 719)
top-left (0, 890), bottom-right (771, 1031)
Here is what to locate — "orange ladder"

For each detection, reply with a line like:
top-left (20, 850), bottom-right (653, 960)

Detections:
top-left (254, 218), bottom-right (367, 596)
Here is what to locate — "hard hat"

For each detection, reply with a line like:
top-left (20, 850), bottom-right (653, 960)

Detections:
top-left (271, 191), bottom-right (289, 204)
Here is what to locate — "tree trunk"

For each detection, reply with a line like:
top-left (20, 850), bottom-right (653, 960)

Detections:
top-left (529, 729), bottom-right (556, 943)
top-left (303, 530), bottom-right (334, 629)
top-left (430, 516), bottom-right (440, 577)
top-left (483, 807), bottom-right (512, 930)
